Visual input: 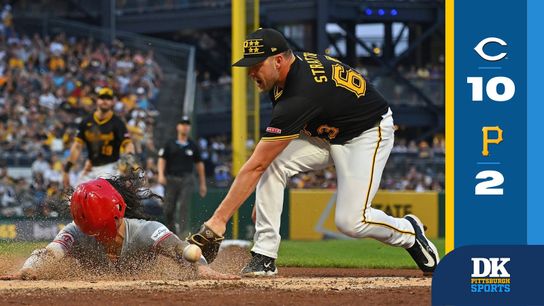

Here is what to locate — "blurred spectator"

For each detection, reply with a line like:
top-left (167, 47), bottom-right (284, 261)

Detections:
top-left (31, 152), bottom-right (50, 177)
top-left (194, 134), bottom-right (444, 192)
top-left (214, 165), bottom-right (231, 188)
top-left (217, 72), bottom-right (231, 87)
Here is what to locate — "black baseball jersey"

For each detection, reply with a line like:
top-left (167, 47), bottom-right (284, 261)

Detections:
top-left (75, 112), bottom-right (131, 166)
top-left (262, 52), bottom-right (389, 145)
top-left (158, 139), bottom-right (202, 177)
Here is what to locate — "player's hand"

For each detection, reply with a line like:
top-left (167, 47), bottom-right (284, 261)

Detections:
top-left (117, 153), bottom-right (140, 175)
top-left (83, 160), bottom-right (93, 173)
top-left (158, 175), bottom-right (167, 185)
top-left (0, 269), bottom-right (37, 280)
top-left (0, 273), bottom-right (21, 280)
top-left (199, 184), bottom-right (207, 198)
top-left (197, 265), bottom-right (239, 280)
top-left (20, 268), bottom-right (38, 280)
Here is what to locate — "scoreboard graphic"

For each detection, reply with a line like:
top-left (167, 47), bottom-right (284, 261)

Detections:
top-left (435, 0), bottom-right (543, 304)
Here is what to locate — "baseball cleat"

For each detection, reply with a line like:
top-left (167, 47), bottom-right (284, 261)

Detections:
top-left (404, 214), bottom-right (440, 274)
top-left (241, 252), bottom-right (278, 277)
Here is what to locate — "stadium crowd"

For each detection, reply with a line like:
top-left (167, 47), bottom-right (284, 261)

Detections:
top-left (286, 137), bottom-right (445, 191)
top-left (0, 9), bottom-right (444, 219)
top-left (0, 17), bottom-right (163, 217)
top-left (1, 132), bottom-right (444, 218)
top-left (191, 135), bottom-right (445, 192)
top-left (194, 62), bottom-right (444, 114)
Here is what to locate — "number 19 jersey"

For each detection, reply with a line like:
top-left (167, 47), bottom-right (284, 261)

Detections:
top-left (76, 112), bottom-right (131, 166)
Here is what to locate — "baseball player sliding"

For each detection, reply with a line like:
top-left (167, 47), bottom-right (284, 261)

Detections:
top-left (0, 174), bottom-right (237, 280)
top-left (187, 28), bottom-right (439, 276)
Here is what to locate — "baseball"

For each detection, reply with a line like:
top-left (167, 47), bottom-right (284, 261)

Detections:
top-left (182, 244), bottom-right (202, 263)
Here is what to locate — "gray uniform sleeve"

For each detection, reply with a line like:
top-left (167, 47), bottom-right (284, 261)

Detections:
top-left (21, 222), bottom-right (84, 271)
top-left (127, 219), bottom-right (204, 264)
top-left (130, 220), bottom-right (174, 250)
top-left (51, 222), bottom-right (85, 253)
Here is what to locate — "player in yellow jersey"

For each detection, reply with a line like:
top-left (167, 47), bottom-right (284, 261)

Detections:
top-left (63, 88), bottom-right (135, 189)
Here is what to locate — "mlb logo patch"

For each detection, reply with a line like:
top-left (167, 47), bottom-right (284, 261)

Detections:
top-left (266, 127), bottom-right (282, 134)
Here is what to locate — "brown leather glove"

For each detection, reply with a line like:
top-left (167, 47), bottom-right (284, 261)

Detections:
top-left (186, 224), bottom-right (224, 264)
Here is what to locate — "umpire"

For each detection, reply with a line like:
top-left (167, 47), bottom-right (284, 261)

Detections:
top-left (158, 116), bottom-right (207, 235)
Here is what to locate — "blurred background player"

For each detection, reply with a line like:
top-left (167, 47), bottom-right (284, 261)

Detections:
top-left (62, 88), bottom-right (135, 189)
top-left (158, 116), bottom-right (207, 235)
top-left (0, 174), bottom-right (235, 280)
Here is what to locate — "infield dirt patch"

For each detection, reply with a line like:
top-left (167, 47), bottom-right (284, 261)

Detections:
top-left (0, 246), bottom-right (431, 305)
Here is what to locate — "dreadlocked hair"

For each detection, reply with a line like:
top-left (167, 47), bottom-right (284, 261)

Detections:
top-left (57, 170), bottom-right (161, 220)
top-left (105, 169), bottom-right (161, 220)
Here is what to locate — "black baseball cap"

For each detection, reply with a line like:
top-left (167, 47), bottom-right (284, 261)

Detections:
top-left (98, 87), bottom-right (114, 99)
top-left (232, 28), bottom-right (290, 67)
top-left (178, 115), bottom-right (191, 124)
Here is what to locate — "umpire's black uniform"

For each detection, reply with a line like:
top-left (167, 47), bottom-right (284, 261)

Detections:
top-left (158, 137), bottom-right (202, 234)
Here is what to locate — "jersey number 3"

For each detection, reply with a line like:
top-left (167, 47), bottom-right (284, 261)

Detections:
top-left (331, 64), bottom-right (367, 98)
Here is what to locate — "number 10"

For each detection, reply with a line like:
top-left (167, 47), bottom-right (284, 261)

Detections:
top-left (467, 76), bottom-right (515, 102)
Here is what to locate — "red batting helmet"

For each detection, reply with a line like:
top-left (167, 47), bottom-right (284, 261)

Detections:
top-left (70, 178), bottom-right (126, 241)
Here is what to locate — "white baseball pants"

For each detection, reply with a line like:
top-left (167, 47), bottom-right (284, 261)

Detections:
top-left (76, 162), bottom-right (118, 186)
top-left (252, 108), bottom-right (416, 259)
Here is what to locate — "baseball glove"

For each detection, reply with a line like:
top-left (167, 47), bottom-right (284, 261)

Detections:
top-left (186, 224), bottom-right (224, 264)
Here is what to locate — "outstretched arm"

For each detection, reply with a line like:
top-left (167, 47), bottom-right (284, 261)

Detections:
top-left (63, 140), bottom-right (83, 189)
top-left (155, 234), bottom-right (205, 264)
top-left (0, 243), bottom-right (66, 280)
top-left (155, 235), bottom-right (238, 280)
top-left (206, 139), bottom-right (292, 235)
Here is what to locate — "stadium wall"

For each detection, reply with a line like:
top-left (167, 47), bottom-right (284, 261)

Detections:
top-left (0, 190), bottom-right (444, 241)
top-left (190, 189), bottom-right (445, 240)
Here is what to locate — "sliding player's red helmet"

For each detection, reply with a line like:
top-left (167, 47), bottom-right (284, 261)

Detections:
top-left (70, 178), bottom-right (126, 241)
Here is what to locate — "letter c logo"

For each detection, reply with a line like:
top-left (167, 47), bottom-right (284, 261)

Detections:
top-left (474, 37), bottom-right (507, 61)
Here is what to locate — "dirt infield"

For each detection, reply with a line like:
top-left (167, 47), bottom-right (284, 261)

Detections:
top-left (0, 247), bottom-right (431, 305)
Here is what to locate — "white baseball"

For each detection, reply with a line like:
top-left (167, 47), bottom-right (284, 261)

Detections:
top-left (182, 244), bottom-right (202, 263)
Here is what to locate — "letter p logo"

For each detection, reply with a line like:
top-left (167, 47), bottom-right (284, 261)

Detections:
top-left (482, 126), bottom-right (503, 156)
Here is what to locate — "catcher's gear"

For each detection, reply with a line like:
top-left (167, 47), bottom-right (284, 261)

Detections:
top-left (70, 178), bottom-right (126, 242)
top-left (186, 224), bottom-right (224, 264)
top-left (117, 153), bottom-right (140, 175)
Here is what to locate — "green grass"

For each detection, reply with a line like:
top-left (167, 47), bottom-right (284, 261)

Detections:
top-left (1, 239), bottom-right (445, 269)
top-left (0, 241), bottom-right (48, 257)
top-left (277, 238), bottom-right (444, 269)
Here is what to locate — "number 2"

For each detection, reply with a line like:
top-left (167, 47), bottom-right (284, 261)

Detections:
top-left (475, 170), bottom-right (504, 195)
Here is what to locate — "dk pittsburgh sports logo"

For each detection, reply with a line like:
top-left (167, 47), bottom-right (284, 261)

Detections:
top-left (470, 257), bottom-right (511, 293)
